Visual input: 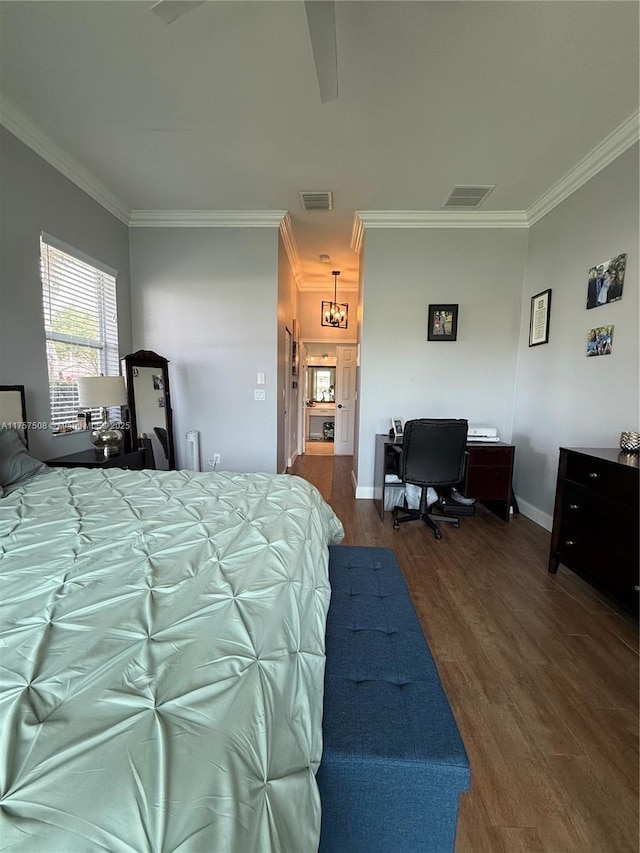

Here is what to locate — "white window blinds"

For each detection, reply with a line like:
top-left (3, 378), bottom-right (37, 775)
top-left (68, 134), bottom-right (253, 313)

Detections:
top-left (40, 233), bottom-right (119, 432)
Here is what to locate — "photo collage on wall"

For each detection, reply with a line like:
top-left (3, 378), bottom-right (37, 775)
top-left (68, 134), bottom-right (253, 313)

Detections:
top-left (585, 252), bottom-right (626, 357)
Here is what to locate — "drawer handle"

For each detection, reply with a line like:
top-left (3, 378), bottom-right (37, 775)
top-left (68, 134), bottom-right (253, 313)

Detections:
top-left (568, 504), bottom-right (580, 511)
top-left (564, 540), bottom-right (576, 547)
top-left (588, 472), bottom-right (599, 479)
top-left (635, 585), bottom-right (640, 593)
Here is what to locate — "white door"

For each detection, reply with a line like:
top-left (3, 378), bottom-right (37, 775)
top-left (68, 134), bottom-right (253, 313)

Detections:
top-left (284, 328), bottom-right (292, 469)
top-left (334, 345), bottom-right (356, 455)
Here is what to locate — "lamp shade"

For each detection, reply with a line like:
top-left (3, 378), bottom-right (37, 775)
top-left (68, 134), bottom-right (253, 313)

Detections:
top-left (77, 376), bottom-right (127, 408)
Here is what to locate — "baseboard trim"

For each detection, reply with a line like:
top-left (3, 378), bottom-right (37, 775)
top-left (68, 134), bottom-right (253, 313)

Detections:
top-left (355, 487), bottom-right (551, 530)
top-left (514, 494), bottom-right (552, 531)
top-left (355, 485), bottom-right (374, 499)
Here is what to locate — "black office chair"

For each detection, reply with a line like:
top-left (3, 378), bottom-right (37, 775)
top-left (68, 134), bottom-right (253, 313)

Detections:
top-left (154, 426), bottom-right (169, 459)
top-left (392, 418), bottom-right (468, 540)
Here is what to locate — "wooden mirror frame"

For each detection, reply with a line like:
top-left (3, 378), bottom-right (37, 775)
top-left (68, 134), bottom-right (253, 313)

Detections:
top-left (121, 350), bottom-right (176, 469)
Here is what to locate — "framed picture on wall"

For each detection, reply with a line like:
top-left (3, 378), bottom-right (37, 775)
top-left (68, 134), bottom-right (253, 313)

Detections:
top-left (291, 319), bottom-right (298, 376)
top-left (427, 304), bottom-right (458, 341)
top-left (529, 288), bottom-right (551, 346)
top-left (586, 253), bottom-right (626, 309)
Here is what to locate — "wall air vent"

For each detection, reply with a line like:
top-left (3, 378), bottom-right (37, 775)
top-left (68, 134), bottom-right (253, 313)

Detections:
top-left (299, 191), bottom-right (333, 211)
top-left (442, 185), bottom-right (495, 209)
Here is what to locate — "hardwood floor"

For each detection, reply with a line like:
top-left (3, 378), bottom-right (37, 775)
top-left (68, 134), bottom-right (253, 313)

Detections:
top-left (290, 454), bottom-right (639, 853)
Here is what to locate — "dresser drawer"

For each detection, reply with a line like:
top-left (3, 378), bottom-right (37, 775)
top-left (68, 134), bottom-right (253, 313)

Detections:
top-left (466, 446), bottom-right (513, 468)
top-left (565, 452), bottom-right (638, 507)
top-left (557, 520), bottom-right (639, 612)
top-left (562, 481), bottom-right (639, 558)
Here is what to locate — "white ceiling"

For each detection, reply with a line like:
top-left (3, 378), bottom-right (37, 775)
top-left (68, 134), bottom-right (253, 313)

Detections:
top-left (1, 1), bottom-right (638, 291)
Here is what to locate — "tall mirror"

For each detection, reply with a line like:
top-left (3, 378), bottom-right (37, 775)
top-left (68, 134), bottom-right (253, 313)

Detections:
top-left (121, 350), bottom-right (176, 470)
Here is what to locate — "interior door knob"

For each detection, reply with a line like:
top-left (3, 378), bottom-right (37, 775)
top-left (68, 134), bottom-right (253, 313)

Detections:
top-left (337, 404), bottom-right (343, 408)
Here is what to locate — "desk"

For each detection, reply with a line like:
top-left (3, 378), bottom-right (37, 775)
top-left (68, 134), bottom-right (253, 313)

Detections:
top-left (374, 434), bottom-right (516, 522)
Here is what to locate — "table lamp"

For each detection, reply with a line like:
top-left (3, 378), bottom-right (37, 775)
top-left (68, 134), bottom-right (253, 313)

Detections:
top-left (77, 376), bottom-right (128, 456)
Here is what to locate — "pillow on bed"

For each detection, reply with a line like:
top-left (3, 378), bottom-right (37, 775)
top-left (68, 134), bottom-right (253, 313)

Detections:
top-left (0, 427), bottom-right (46, 489)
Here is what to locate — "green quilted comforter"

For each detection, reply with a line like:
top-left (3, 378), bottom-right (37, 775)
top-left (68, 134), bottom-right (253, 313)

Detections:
top-left (0, 466), bottom-right (344, 852)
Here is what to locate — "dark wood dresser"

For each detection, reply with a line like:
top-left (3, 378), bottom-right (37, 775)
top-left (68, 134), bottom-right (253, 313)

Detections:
top-left (549, 447), bottom-right (639, 615)
top-left (47, 447), bottom-right (147, 470)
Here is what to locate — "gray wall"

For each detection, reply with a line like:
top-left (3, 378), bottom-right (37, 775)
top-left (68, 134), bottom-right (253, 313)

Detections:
top-left (128, 227), bottom-right (279, 473)
top-left (0, 127), bottom-right (132, 461)
top-left (277, 233), bottom-right (299, 472)
top-left (512, 144), bottom-right (639, 526)
top-left (356, 227), bottom-right (528, 496)
top-left (3, 124), bottom-right (637, 522)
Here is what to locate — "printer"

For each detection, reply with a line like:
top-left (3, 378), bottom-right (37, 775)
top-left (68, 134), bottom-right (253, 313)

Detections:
top-left (467, 424), bottom-right (500, 442)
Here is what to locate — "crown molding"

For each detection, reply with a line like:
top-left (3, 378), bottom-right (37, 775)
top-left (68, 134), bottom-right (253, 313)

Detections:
top-left (279, 212), bottom-right (304, 289)
top-left (526, 109), bottom-right (640, 226)
top-left (351, 214), bottom-right (365, 253)
top-left (4, 94), bottom-right (636, 239)
top-left (0, 97), bottom-right (130, 224)
top-left (355, 210), bottom-right (529, 229)
top-left (297, 280), bottom-right (359, 293)
top-left (128, 209), bottom-right (287, 227)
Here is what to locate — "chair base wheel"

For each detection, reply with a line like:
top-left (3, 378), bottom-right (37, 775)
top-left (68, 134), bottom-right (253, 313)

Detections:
top-left (434, 529), bottom-right (443, 540)
top-left (393, 519), bottom-right (399, 530)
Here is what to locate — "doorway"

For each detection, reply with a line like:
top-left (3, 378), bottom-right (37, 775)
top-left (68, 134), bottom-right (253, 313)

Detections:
top-left (300, 342), bottom-right (356, 456)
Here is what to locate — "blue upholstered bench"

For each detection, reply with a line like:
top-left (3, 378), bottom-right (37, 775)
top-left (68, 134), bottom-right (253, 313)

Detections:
top-left (317, 546), bottom-right (470, 853)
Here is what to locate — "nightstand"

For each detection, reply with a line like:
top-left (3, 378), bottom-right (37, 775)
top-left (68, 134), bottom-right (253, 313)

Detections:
top-left (47, 447), bottom-right (147, 470)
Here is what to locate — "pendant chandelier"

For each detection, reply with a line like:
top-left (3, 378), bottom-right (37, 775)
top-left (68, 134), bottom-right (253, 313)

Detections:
top-left (321, 270), bottom-right (349, 329)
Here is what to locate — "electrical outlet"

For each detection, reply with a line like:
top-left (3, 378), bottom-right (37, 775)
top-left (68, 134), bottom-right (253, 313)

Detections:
top-left (254, 389), bottom-right (266, 401)
top-left (208, 454), bottom-right (221, 468)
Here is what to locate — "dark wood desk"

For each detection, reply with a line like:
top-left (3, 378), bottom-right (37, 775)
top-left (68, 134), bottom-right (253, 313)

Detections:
top-left (47, 447), bottom-right (147, 470)
top-left (374, 433), bottom-right (516, 522)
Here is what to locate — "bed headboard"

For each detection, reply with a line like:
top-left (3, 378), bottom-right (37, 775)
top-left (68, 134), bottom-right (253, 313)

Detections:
top-left (0, 385), bottom-right (28, 447)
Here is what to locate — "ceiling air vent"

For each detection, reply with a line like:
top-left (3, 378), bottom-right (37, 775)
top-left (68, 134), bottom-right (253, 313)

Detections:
top-left (442, 185), bottom-right (495, 209)
top-left (299, 191), bottom-right (333, 211)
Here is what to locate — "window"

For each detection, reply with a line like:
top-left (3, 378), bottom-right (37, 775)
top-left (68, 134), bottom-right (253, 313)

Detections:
top-left (40, 233), bottom-right (119, 433)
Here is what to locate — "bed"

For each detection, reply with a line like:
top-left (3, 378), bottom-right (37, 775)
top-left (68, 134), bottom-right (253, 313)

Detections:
top-left (0, 426), bottom-right (344, 852)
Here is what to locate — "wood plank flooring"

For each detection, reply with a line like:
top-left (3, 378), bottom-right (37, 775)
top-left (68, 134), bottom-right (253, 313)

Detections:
top-left (290, 454), bottom-right (639, 853)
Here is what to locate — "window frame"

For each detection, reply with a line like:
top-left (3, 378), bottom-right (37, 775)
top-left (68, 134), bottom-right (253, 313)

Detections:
top-left (40, 232), bottom-right (120, 434)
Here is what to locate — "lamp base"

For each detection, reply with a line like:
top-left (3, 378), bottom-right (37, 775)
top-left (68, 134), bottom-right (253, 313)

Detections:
top-left (91, 423), bottom-right (124, 456)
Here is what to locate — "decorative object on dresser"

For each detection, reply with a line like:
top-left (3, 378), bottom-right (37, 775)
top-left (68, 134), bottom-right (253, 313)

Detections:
top-left (121, 351), bottom-right (176, 469)
top-left (549, 447), bottom-right (639, 615)
top-left (619, 430), bottom-right (640, 454)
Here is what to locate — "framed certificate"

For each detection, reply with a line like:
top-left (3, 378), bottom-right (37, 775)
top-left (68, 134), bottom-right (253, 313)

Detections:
top-left (529, 288), bottom-right (551, 346)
